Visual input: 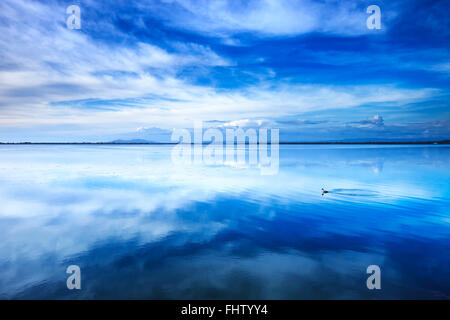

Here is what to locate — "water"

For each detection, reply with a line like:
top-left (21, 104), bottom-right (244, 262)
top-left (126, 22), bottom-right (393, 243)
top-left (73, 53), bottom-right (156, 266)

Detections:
top-left (0, 144), bottom-right (449, 299)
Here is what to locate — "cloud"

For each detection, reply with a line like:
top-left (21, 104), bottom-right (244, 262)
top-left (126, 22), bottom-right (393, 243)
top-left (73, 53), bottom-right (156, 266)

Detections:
top-left (212, 118), bottom-right (329, 130)
top-left (143, 0), bottom-right (390, 37)
top-left (0, 0), bottom-right (435, 132)
top-left (278, 119), bottom-right (330, 126)
top-left (277, 118), bottom-right (450, 142)
top-left (0, 0), bottom-right (447, 142)
top-left (349, 114), bottom-right (385, 128)
top-left (0, 0), bottom-right (229, 110)
top-left (221, 119), bottom-right (272, 128)
top-left (427, 62), bottom-right (450, 74)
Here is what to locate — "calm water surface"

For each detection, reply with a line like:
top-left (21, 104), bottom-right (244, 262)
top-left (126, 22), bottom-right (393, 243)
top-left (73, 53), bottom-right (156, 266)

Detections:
top-left (0, 145), bottom-right (449, 299)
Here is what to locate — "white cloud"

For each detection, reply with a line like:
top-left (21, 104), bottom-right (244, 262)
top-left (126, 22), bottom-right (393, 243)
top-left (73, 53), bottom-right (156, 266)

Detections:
top-left (221, 119), bottom-right (273, 128)
top-left (0, 0), bottom-right (229, 110)
top-left (141, 0), bottom-right (396, 38)
top-left (0, 0), bottom-right (439, 140)
top-left (349, 114), bottom-right (385, 128)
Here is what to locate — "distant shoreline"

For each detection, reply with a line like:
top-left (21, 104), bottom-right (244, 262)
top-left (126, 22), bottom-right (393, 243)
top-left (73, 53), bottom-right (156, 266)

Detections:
top-left (1, 141), bottom-right (449, 145)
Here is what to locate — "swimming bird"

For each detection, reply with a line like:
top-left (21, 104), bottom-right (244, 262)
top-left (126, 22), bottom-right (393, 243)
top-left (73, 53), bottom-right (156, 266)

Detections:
top-left (321, 188), bottom-right (329, 196)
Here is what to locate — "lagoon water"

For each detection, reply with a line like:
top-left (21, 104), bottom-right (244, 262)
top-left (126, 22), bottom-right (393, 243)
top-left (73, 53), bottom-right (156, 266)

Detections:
top-left (0, 144), bottom-right (449, 299)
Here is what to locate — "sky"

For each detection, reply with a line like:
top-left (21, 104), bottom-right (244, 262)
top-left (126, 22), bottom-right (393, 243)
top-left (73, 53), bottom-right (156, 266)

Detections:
top-left (0, 0), bottom-right (449, 142)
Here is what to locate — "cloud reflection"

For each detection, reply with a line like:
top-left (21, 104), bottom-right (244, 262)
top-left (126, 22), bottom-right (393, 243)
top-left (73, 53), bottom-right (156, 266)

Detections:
top-left (0, 145), bottom-right (449, 299)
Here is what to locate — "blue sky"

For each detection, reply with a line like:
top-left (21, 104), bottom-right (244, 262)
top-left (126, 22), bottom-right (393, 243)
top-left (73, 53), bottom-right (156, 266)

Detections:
top-left (0, 0), bottom-right (449, 142)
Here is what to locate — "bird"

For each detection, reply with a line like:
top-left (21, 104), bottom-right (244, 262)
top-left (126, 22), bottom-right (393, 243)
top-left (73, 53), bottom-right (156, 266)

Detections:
top-left (322, 188), bottom-right (329, 196)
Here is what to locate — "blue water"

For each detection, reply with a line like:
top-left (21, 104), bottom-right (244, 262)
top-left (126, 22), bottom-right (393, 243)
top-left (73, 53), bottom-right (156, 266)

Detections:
top-left (0, 144), bottom-right (449, 299)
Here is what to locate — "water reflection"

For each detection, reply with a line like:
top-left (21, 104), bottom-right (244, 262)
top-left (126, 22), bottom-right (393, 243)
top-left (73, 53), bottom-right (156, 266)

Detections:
top-left (324, 189), bottom-right (380, 197)
top-left (0, 145), bottom-right (449, 299)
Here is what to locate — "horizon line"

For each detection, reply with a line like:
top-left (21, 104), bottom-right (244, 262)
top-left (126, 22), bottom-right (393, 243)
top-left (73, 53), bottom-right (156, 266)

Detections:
top-left (0, 140), bottom-right (449, 145)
